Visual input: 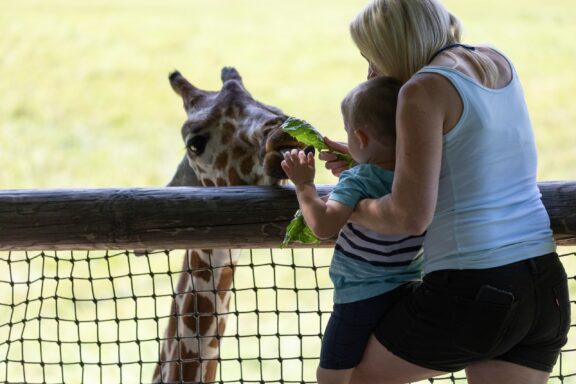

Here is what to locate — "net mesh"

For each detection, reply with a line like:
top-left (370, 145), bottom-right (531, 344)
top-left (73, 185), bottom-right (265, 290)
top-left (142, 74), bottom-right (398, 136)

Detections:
top-left (0, 248), bottom-right (574, 384)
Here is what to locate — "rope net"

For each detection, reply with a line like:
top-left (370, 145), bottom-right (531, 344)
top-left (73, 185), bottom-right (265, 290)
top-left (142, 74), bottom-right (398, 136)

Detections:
top-left (0, 248), bottom-right (574, 384)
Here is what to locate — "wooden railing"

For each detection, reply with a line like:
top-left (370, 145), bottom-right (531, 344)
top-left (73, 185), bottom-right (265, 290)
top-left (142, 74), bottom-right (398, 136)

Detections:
top-left (0, 182), bottom-right (575, 250)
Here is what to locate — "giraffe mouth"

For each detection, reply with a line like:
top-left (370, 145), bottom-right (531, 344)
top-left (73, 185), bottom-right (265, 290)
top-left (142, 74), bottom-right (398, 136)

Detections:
top-left (262, 125), bottom-right (306, 180)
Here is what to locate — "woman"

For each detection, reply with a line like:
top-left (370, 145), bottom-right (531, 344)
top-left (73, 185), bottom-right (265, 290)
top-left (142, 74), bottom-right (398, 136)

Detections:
top-left (319, 1), bottom-right (571, 383)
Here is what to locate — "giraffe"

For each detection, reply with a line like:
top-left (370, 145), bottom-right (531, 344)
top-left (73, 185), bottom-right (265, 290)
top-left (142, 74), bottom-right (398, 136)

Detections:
top-left (152, 67), bottom-right (304, 383)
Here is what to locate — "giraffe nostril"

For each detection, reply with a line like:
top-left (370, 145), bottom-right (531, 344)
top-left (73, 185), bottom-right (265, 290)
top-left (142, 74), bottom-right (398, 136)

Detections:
top-left (304, 146), bottom-right (315, 156)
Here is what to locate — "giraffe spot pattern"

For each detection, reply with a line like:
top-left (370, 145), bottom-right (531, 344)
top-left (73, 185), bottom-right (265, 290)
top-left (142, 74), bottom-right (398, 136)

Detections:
top-left (227, 167), bottom-right (247, 186)
top-left (190, 251), bottom-right (213, 283)
top-left (202, 178), bottom-right (215, 187)
top-left (217, 267), bottom-right (235, 302)
top-left (181, 302), bottom-right (198, 334)
top-left (197, 295), bottom-right (216, 335)
top-left (214, 151), bottom-right (228, 171)
top-left (240, 156), bottom-right (255, 176)
top-left (221, 122), bottom-right (235, 145)
top-left (231, 145), bottom-right (244, 159)
top-left (208, 337), bottom-right (219, 349)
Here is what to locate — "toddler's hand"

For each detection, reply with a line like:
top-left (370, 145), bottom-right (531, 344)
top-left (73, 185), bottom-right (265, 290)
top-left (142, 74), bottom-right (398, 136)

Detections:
top-left (281, 149), bottom-right (315, 187)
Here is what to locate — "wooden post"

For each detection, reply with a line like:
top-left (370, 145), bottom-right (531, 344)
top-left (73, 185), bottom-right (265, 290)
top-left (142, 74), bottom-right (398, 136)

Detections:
top-left (0, 182), bottom-right (574, 250)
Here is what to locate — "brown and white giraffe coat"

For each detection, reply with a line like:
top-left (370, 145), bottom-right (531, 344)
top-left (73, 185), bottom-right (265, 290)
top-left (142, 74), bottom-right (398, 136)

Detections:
top-left (152, 67), bottom-right (304, 383)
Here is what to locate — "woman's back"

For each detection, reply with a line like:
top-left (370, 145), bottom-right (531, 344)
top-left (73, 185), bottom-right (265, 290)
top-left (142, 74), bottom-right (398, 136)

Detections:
top-left (417, 50), bottom-right (555, 273)
top-left (427, 47), bottom-right (513, 134)
top-left (431, 47), bottom-right (512, 89)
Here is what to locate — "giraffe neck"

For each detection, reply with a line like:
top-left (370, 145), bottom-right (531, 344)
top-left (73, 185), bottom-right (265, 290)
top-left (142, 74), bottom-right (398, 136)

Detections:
top-left (153, 248), bottom-right (240, 383)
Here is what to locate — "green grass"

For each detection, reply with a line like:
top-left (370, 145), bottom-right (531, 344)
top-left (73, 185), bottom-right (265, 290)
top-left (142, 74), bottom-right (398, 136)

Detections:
top-left (0, 0), bottom-right (574, 189)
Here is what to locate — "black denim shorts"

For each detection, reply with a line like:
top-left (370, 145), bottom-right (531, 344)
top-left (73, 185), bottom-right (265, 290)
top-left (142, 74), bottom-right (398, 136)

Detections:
top-left (320, 282), bottom-right (419, 370)
top-left (373, 253), bottom-right (571, 373)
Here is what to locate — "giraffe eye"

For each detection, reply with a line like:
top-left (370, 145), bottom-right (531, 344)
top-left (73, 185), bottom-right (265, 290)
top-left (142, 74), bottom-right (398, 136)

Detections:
top-left (186, 134), bottom-right (210, 155)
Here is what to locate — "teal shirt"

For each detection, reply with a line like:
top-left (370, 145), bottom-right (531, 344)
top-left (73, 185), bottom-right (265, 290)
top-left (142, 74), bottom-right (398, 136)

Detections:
top-left (329, 164), bottom-right (423, 304)
top-left (418, 57), bottom-right (555, 274)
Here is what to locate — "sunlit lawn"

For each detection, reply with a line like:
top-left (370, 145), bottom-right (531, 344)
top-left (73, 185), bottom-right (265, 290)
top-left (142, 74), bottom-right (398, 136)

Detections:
top-left (0, 0), bottom-right (575, 383)
top-left (0, 0), bottom-right (575, 189)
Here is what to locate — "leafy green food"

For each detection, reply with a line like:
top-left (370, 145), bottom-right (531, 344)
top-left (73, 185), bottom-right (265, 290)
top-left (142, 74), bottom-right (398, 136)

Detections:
top-left (280, 117), bottom-right (353, 247)
top-left (281, 209), bottom-right (320, 248)
top-left (280, 117), bottom-right (354, 166)
top-left (281, 117), bottom-right (328, 151)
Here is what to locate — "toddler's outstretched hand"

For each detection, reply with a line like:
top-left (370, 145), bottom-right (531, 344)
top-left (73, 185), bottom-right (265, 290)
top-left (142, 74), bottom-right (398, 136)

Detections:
top-left (281, 149), bottom-right (315, 187)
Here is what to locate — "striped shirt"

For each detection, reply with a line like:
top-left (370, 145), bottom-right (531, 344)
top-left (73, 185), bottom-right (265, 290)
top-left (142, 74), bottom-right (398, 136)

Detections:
top-left (329, 164), bottom-right (424, 303)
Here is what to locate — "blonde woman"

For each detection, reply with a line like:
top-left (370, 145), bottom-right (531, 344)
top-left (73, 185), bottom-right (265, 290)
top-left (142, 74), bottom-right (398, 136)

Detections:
top-left (319, 1), bottom-right (570, 383)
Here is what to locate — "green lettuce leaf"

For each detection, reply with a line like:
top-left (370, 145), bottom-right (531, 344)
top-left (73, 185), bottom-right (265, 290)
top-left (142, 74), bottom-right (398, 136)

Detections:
top-left (280, 117), bottom-right (353, 247)
top-left (280, 117), bottom-right (328, 151)
top-left (280, 117), bottom-right (354, 166)
top-left (281, 209), bottom-right (320, 248)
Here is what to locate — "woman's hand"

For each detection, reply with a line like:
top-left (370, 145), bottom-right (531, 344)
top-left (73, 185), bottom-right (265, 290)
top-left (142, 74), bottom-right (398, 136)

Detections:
top-left (318, 137), bottom-right (351, 177)
top-left (281, 149), bottom-right (315, 187)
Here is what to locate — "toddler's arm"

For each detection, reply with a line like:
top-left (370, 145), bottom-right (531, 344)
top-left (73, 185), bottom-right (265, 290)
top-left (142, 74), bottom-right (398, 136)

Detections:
top-left (282, 149), bottom-right (352, 239)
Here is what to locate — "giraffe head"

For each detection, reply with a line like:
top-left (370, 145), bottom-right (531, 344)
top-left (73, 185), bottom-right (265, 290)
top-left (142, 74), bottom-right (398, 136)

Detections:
top-left (167, 67), bottom-right (304, 187)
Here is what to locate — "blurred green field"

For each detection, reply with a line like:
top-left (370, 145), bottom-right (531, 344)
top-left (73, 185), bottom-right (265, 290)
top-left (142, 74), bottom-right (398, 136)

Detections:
top-left (0, 1), bottom-right (575, 383)
top-left (0, 0), bottom-right (575, 189)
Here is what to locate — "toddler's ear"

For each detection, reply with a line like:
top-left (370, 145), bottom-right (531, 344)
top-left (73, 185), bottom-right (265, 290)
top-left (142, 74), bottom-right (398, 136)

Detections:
top-left (353, 128), bottom-right (369, 148)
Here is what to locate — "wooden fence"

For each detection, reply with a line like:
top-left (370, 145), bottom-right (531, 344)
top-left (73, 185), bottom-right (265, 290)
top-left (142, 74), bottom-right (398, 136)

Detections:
top-left (1, 182), bottom-right (575, 250)
top-left (0, 183), bottom-right (574, 384)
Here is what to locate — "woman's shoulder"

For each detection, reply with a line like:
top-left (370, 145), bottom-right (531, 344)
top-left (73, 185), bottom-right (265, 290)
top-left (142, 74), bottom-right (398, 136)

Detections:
top-left (400, 70), bottom-right (463, 133)
top-left (399, 72), bottom-right (455, 109)
top-left (425, 46), bottom-right (514, 89)
top-left (402, 72), bottom-right (449, 95)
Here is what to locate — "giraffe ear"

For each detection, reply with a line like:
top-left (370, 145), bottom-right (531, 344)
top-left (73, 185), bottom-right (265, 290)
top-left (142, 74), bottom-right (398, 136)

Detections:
top-left (221, 67), bottom-right (243, 84)
top-left (169, 70), bottom-right (206, 106)
top-left (220, 66), bottom-right (254, 98)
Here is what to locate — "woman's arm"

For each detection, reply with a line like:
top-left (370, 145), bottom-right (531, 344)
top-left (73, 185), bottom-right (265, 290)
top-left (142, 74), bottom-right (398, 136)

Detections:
top-left (318, 137), bottom-right (351, 177)
top-left (350, 75), bottom-right (446, 235)
top-left (282, 149), bottom-right (353, 239)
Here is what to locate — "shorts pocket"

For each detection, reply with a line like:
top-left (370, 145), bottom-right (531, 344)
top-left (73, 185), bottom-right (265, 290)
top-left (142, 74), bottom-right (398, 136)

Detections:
top-left (452, 285), bottom-right (517, 355)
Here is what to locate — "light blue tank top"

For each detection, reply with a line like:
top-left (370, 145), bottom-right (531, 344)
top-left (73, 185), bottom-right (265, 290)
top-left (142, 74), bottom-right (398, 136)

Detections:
top-left (418, 58), bottom-right (555, 274)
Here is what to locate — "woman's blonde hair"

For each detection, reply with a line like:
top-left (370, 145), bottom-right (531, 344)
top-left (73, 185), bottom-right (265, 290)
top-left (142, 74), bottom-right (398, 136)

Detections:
top-left (350, 0), bottom-right (498, 86)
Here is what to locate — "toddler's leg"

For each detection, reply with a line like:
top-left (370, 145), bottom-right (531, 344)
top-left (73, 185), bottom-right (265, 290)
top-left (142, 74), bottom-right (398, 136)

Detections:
top-left (318, 286), bottom-right (416, 384)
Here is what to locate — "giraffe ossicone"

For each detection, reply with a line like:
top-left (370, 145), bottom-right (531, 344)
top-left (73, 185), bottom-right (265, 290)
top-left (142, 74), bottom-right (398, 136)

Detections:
top-left (153, 67), bottom-right (305, 383)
